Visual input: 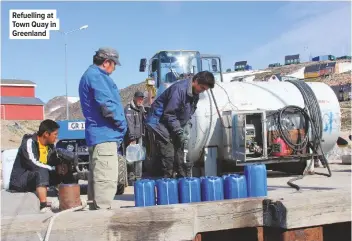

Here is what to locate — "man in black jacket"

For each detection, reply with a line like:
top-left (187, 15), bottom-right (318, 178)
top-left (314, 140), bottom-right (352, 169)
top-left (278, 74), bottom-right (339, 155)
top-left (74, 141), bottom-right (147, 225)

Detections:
top-left (9, 119), bottom-right (73, 211)
top-left (124, 91), bottom-right (146, 145)
top-left (124, 91), bottom-right (146, 181)
top-left (146, 71), bottom-right (215, 178)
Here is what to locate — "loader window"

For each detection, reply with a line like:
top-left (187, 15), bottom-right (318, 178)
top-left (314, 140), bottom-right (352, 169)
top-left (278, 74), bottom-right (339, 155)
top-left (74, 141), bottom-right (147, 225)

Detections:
top-left (201, 57), bottom-right (222, 82)
top-left (159, 51), bottom-right (201, 84)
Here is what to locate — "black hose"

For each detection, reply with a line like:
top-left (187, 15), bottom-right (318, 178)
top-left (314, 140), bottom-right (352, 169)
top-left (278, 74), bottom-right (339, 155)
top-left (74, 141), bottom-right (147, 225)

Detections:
top-left (285, 80), bottom-right (323, 151)
top-left (284, 80), bottom-right (332, 190)
top-left (276, 105), bottom-right (310, 152)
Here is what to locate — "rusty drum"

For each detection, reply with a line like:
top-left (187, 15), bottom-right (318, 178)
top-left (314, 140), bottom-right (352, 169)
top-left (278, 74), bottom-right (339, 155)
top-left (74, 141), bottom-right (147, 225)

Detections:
top-left (58, 184), bottom-right (81, 210)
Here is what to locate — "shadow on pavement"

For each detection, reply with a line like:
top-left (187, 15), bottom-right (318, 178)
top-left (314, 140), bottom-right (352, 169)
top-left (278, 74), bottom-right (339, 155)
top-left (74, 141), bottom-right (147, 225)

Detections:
top-left (332, 169), bottom-right (351, 173)
top-left (114, 194), bottom-right (134, 201)
top-left (268, 185), bottom-right (336, 191)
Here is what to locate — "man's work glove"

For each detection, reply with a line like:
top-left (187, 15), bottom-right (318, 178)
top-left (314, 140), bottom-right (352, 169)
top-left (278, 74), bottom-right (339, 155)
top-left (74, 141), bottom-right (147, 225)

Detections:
top-left (175, 130), bottom-right (187, 147)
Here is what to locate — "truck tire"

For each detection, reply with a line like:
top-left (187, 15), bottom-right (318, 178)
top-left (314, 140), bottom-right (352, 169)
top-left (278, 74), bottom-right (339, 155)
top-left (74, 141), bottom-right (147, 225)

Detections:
top-left (116, 154), bottom-right (127, 195)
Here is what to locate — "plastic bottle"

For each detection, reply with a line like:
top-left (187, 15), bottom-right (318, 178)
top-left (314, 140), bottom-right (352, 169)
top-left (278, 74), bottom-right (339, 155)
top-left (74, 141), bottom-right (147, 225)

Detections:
top-left (126, 144), bottom-right (146, 163)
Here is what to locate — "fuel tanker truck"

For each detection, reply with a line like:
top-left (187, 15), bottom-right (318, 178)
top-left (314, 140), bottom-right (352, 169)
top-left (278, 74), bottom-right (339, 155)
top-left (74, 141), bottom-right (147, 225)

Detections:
top-left (139, 50), bottom-right (340, 178)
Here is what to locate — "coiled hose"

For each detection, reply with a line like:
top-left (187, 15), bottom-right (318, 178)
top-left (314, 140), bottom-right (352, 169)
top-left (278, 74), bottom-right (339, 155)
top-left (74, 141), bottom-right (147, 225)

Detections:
top-left (276, 105), bottom-right (310, 152)
top-left (285, 80), bottom-right (332, 190)
top-left (286, 80), bottom-right (323, 147)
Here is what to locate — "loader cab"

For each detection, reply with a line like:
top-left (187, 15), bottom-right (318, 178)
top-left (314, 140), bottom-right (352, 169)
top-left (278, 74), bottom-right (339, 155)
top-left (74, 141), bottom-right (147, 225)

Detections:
top-left (139, 50), bottom-right (223, 97)
top-left (200, 54), bottom-right (223, 83)
top-left (140, 50), bottom-right (202, 97)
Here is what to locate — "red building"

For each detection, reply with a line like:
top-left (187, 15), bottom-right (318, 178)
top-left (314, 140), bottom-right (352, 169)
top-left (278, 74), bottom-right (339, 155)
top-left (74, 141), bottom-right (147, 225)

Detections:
top-left (1, 79), bottom-right (44, 120)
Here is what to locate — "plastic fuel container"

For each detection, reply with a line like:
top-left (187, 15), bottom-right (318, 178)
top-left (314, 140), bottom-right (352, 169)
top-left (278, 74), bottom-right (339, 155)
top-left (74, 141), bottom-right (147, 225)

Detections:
top-left (272, 137), bottom-right (292, 157)
top-left (244, 164), bottom-right (268, 197)
top-left (178, 177), bottom-right (201, 203)
top-left (134, 179), bottom-right (156, 207)
top-left (222, 174), bottom-right (247, 199)
top-left (156, 178), bottom-right (179, 205)
top-left (201, 176), bottom-right (224, 201)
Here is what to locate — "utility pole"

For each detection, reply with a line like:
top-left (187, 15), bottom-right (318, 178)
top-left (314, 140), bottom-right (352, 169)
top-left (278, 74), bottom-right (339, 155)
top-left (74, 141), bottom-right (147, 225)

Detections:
top-left (59, 25), bottom-right (89, 120)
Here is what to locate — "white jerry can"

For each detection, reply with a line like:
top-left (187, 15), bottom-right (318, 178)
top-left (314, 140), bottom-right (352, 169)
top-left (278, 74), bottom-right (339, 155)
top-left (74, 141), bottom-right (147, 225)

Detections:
top-left (1, 149), bottom-right (19, 190)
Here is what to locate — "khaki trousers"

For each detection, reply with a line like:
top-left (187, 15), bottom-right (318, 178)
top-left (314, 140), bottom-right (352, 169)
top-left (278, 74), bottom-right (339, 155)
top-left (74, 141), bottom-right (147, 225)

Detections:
top-left (88, 142), bottom-right (118, 209)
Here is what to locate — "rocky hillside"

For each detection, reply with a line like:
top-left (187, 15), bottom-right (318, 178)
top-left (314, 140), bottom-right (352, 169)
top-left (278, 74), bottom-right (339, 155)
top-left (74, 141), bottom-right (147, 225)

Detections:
top-left (46, 82), bottom-right (146, 121)
top-left (254, 59), bottom-right (351, 84)
top-left (1, 120), bottom-right (42, 150)
top-left (45, 96), bottom-right (80, 120)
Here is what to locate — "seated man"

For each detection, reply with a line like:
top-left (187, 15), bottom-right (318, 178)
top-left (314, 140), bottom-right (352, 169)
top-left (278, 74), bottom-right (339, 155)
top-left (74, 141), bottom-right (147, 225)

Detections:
top-left (9, 119), bottom-right (74, 211)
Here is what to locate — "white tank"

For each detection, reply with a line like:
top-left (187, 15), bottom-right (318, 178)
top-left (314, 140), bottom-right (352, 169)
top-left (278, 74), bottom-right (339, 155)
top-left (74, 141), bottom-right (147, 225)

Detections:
top-left (1, 148), bottom-right (18, 190)
top-left (188, 81), bottom-right (341, 163)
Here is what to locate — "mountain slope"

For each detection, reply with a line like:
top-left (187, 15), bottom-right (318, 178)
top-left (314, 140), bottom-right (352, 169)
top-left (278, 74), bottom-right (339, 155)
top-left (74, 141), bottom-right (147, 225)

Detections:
top-left (48, 81), bottom-right (146, 121)
top-left (45, 96), bottom-right (80, 120)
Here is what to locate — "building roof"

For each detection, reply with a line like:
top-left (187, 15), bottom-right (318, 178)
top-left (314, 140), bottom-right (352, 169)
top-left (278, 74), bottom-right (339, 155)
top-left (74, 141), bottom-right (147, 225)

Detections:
top-left (1, 96), bottom-right (44, 106)
top-left (322, 62), bottom-right (336, 68)
top-left (200, 54), bottom-right (222, 59)
top-left (285, 54), bottom-right (300, 61)
top-left (305, 64), bottom-right (320, 73)
top-left (235, 61), bottom-right (247, 66)
top-left (0, 79), bottom-right (36, 87)
top-left (305, 62), bottom-right (337, 73)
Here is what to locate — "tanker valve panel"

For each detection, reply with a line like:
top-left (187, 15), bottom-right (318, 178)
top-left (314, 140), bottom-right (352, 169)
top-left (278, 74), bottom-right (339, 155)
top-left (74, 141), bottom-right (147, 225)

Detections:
top-left (230, 110), bottom-right (268, 165)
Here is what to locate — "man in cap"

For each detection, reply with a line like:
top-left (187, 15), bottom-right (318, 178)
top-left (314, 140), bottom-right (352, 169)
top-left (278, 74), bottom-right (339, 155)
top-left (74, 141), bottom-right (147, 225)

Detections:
top-left (78, 47), bottom-right (127, 210)
top-left (124, 91), bottom-right (147, 182)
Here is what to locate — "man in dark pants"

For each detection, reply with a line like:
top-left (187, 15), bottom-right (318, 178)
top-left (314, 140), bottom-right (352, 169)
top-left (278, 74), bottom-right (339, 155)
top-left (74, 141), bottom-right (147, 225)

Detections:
top-left (146, 71), bottom-right (215, 178)
top-left (9, 119), bottom-right (73, 212)
top-left (124, 91), bottom-right (146, 182)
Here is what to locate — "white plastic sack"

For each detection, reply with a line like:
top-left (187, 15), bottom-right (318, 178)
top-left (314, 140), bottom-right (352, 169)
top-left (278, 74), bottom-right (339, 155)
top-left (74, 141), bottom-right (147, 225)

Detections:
top-left (125, 144), bottom-right (146, 163)
top-left (1, 149), bottom-right (19, 190)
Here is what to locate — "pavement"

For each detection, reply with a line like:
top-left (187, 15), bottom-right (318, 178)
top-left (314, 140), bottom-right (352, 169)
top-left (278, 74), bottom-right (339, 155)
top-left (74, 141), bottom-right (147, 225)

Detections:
top-left (0, 162), bottom-right (350, 218)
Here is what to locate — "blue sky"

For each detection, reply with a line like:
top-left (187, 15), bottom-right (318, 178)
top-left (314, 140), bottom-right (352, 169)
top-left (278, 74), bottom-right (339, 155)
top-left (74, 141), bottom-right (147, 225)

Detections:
top-left (1, 1), bottom-right (351, 103)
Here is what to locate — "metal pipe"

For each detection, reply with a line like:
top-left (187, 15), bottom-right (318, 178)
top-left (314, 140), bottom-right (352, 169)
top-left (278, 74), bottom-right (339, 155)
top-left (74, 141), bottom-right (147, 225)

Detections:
top-left (58, 25), bottom-right (89, 120)
top-left (64, 34), bottom-right (69, 120)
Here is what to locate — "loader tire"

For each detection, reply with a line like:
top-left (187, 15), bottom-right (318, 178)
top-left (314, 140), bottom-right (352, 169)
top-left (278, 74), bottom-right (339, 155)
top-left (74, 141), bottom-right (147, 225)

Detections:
top-left (116, 154), bottom-right (127, 195)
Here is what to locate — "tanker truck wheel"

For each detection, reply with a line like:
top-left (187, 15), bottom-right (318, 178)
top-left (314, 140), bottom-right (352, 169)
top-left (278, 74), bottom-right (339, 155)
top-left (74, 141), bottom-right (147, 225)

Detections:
top-left (116, 154), bottom-right (127, 195)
